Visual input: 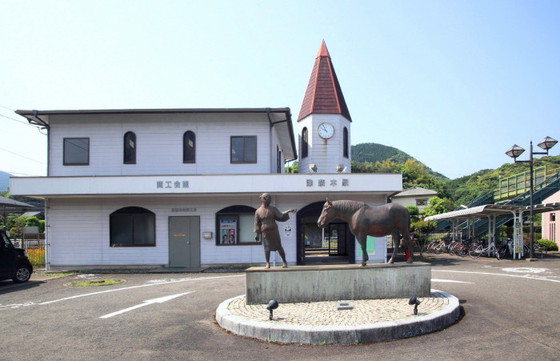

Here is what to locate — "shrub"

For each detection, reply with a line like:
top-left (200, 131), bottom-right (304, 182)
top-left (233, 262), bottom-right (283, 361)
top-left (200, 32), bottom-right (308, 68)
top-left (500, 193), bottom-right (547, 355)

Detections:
top-left (536, 239), bottom-right (559, 252)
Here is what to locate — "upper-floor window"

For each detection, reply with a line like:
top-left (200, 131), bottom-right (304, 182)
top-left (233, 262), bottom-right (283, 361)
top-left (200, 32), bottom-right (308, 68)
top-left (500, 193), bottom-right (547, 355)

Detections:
top-left (110, 206), bottom-right (155, 247)
top-left (343, 127), bottom-right (349, 158)
top-left (123, 132), bottom-right (136, 164)
top-left (301, 127), bottom-right (309, 158)
top-left (63, 137), bottom-right (89, 165)
top-left (231, 136), bottom-right (257, 163)
top-left (183, 131), bottom-right (196, 163)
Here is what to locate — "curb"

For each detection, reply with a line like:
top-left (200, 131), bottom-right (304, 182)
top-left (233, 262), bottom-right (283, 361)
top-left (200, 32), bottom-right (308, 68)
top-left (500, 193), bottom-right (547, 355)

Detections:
top-left (216, 290), bottom-right (461, 345)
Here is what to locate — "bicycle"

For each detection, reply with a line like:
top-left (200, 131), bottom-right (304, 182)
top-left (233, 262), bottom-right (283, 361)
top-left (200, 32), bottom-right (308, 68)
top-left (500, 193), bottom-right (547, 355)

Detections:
top-left (523, 242), bottom-right (547, 258)
top-left (469, 241), bottom-right (501, 260)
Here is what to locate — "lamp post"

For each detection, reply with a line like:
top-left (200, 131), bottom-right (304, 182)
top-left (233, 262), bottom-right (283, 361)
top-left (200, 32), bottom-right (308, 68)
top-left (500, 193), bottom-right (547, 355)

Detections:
top-left (505, 136), bottom-right (558, 259)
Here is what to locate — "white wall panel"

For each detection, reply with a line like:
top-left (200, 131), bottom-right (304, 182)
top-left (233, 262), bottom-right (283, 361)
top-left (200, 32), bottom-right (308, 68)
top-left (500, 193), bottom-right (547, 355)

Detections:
top-left (48, 113), bottom-right (272, 177)
top-left (45, 193), bottom-right (388, 268)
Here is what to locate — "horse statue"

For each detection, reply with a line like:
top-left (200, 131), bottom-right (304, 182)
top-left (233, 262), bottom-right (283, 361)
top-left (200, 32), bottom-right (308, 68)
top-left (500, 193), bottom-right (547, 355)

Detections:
top-left (317, 200), bottom-right (413, 266)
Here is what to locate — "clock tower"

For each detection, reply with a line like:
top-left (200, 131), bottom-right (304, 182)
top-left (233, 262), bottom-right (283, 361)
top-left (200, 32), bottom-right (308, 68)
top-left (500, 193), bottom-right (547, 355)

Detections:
top-left (297, 40), bottom-right (352, 174)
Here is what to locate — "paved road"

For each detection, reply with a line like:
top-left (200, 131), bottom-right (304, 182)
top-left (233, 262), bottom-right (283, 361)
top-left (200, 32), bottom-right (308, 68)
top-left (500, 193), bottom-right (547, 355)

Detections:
top-left (1, 255), bottom-right (560, 361)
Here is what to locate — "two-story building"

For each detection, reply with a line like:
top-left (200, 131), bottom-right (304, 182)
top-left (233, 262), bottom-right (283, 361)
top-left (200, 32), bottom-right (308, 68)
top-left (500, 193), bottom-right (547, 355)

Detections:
top-left (10, 41), bottom-right (402, 270)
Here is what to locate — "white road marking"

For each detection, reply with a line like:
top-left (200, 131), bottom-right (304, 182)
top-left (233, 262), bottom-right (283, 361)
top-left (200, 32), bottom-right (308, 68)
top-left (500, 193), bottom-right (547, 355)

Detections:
top-left (38, 274), bottom-right (243, 306)
top-left (99, 291), bottom-right (193, 319)
top-left (501, 267), bottom-right (548, 274)
top-left (432, 278), bottom-right (474, 284)
top-left (433, 269), bottom-right (560, 283)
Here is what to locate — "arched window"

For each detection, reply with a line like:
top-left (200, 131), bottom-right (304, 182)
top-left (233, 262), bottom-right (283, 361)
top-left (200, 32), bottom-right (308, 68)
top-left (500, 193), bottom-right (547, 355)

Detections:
top-left (216, 205), bottom-right (257, 245)
top-left (302, 127), bottom-right (309, 158)
top-left (183, 131), bottom-right (196, 163)
top-left (123, 131), bottom-right (136, 164)
top-left (343, 127), bottom-right (349, 158)
top-left (110, 207), bottom-right (155, 247)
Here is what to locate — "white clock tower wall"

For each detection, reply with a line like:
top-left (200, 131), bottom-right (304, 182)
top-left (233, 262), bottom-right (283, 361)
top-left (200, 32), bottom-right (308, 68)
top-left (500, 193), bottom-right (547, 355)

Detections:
top-left (297, 114), bottom-right (351, 174)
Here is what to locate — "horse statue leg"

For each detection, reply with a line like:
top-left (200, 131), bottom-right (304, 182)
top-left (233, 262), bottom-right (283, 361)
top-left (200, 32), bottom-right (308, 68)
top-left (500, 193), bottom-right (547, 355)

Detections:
top-left (358, 234), bottom-right (368, 266)
top-left (388, 230), bottom-right (400, 264)
top-left (404, 226), bottom-right (413, 264)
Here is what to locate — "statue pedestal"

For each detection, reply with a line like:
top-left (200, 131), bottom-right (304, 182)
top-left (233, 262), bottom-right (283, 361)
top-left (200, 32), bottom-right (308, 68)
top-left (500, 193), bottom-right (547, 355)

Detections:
top-left (245, 262), bottom-right (431, 305)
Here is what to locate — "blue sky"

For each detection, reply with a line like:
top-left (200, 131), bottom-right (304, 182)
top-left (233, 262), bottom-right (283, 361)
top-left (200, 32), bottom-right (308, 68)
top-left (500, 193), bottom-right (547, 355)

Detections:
top-left (1, 0), bottom-right (559, 179)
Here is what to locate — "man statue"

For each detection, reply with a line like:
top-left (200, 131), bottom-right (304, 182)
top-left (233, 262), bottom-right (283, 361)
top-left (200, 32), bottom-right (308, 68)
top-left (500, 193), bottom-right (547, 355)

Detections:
top-left (254, 193), bottom-right (296, 268)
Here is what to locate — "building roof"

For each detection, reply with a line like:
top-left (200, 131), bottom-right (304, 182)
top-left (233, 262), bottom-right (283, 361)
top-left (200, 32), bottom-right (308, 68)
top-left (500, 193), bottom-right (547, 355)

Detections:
top-left (392, 187), bottom-right (438, 198)
top-left (0, 196), bottom-right (33, 208)
top-left (297, 40), bottom-right (352, 122)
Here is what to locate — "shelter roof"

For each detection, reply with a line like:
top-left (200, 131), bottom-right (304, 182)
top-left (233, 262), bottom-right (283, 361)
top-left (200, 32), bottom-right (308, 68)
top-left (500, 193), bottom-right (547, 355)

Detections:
top-left (424, 203), bottom-right (560, 221)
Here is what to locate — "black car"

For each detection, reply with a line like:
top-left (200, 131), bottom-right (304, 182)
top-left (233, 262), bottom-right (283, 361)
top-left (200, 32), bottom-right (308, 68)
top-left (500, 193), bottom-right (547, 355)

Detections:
top-left (0, 229), bottom-right (33, 283)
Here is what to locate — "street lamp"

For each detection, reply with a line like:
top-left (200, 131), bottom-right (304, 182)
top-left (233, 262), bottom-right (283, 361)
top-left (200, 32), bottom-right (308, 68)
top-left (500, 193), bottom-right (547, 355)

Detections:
top-left (505, 136), bottom-right (558, 259)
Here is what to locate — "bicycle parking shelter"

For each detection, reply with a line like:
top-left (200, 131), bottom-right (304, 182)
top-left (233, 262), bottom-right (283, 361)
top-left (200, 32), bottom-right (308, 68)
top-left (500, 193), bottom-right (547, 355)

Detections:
top-left (425, 203), bottom-right (560, 259)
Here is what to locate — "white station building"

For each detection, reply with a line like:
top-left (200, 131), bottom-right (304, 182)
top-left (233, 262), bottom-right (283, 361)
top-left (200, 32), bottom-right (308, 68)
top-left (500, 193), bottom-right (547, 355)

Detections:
top-left (10, 41), bottom-right (402, 270)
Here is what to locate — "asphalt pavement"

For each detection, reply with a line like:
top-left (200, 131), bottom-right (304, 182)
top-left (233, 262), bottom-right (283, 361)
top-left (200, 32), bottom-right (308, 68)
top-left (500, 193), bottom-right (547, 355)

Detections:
top-left (1, 254), bottom-right (560, 361)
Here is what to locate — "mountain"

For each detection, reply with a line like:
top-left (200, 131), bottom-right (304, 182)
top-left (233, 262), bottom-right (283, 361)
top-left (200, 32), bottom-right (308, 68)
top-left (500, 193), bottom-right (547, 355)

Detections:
top-left (351, 143), bottom-right (447, 179)
top-left (352, 143), bottom-right (411, 164)
top-left (0, 171), bottom-right (11, 191)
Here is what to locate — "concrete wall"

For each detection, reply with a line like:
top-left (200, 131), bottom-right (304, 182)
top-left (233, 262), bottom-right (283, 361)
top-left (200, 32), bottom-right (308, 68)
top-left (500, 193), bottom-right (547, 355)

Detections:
top-left (245, 263), bottom-right (431, 304)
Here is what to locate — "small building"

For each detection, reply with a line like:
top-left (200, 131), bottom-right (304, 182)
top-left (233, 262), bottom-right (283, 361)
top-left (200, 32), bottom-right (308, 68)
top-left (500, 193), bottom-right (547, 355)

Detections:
top-left (0, 196), bottom-right (34, 219)
top-left (542, 190), bottom-right (560, 247)
top-left (10, 41), bottom-right (401, 270)
top-left (391, 187), bottom-right (437, 211)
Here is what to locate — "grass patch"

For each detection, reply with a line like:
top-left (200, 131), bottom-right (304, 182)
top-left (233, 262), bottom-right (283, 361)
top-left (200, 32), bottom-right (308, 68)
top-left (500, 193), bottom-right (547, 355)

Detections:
top-left (44, 272), bottom-right (78, 278)
top-left (65, 278), bottom-right (125, 287)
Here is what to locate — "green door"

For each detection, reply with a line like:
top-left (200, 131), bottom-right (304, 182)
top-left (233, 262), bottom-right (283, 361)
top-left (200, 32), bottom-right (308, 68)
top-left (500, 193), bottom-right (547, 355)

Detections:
top-left (169, 216), bottom-right (200, 268)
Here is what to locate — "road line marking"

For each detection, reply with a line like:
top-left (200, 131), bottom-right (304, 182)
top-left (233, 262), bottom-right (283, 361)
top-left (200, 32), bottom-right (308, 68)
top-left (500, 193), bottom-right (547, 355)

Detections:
top-left (38, 274), bottom-right (242, 306)
top-left (433, 270), bottom-right (560, 283)
top-left (432, 278), bottom-right (474, 284)
top-left (100, 291), bottom-right (193, 319)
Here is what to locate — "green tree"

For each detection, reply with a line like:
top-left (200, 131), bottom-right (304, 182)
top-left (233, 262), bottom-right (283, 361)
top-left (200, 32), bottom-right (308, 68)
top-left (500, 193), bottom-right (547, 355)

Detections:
top-left (406, 206), bottom-right (420, 223)
top-left (423, 196), bottom-right (454, 216)
top-left (285, 161), bottom-right (299, 173)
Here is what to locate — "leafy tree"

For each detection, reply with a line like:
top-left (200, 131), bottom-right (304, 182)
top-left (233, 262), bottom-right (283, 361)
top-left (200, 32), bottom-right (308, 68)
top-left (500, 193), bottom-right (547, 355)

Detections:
top-left (423, 196), bottom-right (454, 216)
top-left (285, 161), bottom-right (299, 173)
top-left (406, 206), bottom-right (420, 223)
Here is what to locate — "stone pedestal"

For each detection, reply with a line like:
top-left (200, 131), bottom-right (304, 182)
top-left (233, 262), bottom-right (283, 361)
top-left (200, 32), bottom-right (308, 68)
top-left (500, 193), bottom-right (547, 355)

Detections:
top-left (245, 262), bottom-right (431, 305)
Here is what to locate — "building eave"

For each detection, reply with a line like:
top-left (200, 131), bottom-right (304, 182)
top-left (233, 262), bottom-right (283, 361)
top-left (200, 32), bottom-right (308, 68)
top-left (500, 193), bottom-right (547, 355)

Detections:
top-left (9, 173), bottom-right (402, 199)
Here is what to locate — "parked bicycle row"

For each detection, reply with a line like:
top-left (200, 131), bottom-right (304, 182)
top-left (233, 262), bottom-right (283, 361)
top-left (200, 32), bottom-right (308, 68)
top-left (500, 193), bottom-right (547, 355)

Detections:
top-left (420, 237), bottom-right (548, 260)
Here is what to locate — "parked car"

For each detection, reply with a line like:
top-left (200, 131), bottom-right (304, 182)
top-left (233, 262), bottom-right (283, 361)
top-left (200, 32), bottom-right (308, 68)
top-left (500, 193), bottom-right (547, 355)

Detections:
top-left (0, 229), bottom-right (33, 283)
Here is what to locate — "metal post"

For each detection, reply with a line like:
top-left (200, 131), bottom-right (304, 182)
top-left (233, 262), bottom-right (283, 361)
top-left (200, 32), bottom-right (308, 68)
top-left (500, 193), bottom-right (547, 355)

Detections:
top-left (528, 141), bottom-right (535, 259)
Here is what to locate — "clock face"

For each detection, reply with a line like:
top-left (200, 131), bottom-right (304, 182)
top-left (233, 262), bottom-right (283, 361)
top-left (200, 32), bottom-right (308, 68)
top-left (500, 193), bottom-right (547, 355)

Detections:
top-left (318, 123), bottom-right (335, 139)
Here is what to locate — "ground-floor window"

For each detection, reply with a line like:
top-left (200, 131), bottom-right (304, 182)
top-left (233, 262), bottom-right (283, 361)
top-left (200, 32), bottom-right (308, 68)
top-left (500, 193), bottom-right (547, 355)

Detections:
top-left (216, 205), bottom-right (258, 245)
top-left (110, 207), bottom-right (155, 247)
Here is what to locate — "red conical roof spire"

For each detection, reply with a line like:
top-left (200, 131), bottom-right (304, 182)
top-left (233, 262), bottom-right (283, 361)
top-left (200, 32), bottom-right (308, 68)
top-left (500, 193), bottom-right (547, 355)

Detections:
top-left (297, 40), bottom-right (351, 121)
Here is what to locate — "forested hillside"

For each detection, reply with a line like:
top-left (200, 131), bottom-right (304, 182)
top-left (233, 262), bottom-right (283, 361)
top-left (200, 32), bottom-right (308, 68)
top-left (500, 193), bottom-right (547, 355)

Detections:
top-left (350, 143), bottom-right (560, 212)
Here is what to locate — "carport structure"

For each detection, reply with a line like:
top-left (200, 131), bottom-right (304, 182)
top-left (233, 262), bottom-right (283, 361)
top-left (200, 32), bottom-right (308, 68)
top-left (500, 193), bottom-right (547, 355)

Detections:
top-left (425, 203), bottom-right (560, 259)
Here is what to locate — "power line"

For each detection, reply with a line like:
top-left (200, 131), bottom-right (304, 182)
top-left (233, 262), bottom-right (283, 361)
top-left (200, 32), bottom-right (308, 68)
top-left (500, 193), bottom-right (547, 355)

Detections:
top-left (0, 112), bottom-right (29, 125)
top-left (0, 146), bottom-right (45, 164)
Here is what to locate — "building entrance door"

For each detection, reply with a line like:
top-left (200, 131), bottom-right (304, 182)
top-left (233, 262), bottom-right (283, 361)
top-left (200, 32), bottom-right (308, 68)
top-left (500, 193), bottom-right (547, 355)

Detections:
top-left (296, 201), bottom-right (355, 265)
top-left (169, 216), bottom-right (200, 268)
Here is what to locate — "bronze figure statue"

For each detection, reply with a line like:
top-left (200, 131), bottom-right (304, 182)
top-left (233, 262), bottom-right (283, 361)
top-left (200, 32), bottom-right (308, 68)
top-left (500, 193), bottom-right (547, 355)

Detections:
top-left (254, 193), bottom-right (296, 268)
top-left (317, 200), bottom-right (412, 266)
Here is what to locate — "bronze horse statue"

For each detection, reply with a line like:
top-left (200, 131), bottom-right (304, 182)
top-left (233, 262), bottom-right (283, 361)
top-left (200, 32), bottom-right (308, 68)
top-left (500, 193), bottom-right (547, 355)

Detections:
top-left (317, 200), bottom-right (413, 266)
